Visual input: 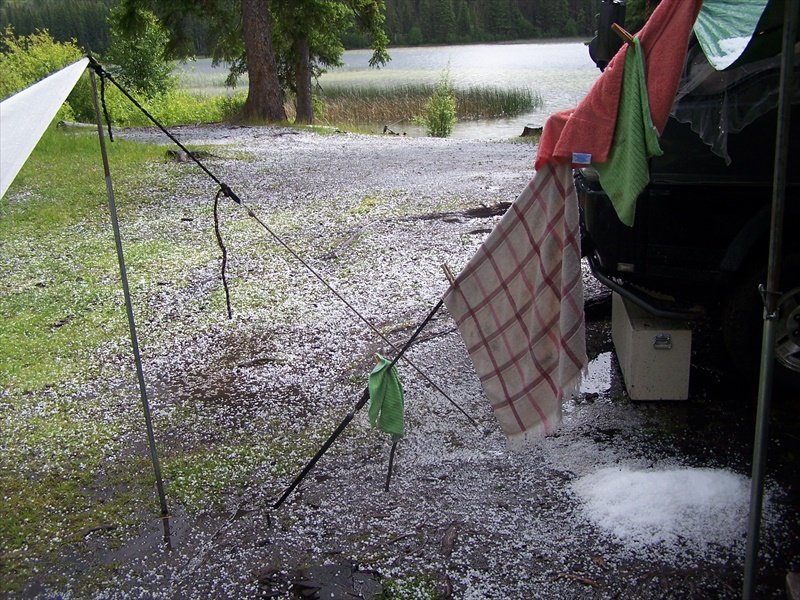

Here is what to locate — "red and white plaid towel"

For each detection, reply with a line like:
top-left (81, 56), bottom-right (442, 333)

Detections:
top-left (445, 164), bottom-right (586, 443)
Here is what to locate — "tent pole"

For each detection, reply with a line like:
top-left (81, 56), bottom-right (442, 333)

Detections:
top-left (742, 1), bottom-right (797, 597)
top-left (89, 68), bottom-right (171, 543)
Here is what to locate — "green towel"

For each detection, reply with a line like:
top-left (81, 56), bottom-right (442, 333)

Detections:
top-left (594, 37), bottom-right (663, 227)
top-left (368, 355), bottom-right (405, 440)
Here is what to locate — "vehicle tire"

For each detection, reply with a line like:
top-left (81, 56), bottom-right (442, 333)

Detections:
top-left (723, 251), bottom-right (800, 390)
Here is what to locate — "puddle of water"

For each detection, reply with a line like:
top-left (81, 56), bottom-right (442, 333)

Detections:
top-left (579, 351), bottom-right (613, 395)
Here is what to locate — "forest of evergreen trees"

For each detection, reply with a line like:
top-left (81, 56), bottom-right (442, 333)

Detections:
top-left (0, 0), bottom-right (114, 52)
top-left (1, 0), bottom-right (650, 56)
top-left (379, 0), bottom-right (597, 46)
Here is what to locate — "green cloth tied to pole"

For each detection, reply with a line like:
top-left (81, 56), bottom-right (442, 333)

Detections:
top-left (368, 355), bottom-right (405, 440)
top-left (594, 37), bottom-right (663, 227)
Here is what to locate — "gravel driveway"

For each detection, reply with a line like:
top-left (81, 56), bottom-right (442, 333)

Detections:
top-left (20, 125), bottom-right (799, 599)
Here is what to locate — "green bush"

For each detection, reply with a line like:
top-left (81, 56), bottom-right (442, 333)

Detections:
top-left (0, 26), bottom-right (85, 117)
top-left (78, 84), bottom-right (247, 127)
top-left (0, 27), bottom-right (95, 123)
top-left (417, 72), bottom-right (457, 138)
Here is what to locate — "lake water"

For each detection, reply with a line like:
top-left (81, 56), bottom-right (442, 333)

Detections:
top-left (325, 40), bottom-right (599, 138)
top-left (179, 40), bottom-right (600, 139)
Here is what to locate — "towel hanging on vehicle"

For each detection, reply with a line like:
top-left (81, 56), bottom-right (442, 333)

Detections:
top-left (593, 37), bottom-right (664, 227)
top-left (534, 0), bottom-right (701, 170)
top-left (444, 164), bottom-right (587, 445)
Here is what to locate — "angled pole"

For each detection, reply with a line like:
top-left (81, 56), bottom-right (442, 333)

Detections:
top-left (274, 297), bottom-right (448, 510)
top-left (89, 67), bottom-right (171, 542)
top-left (743, 1), bottom-right (797, 597)
top-left (273, 388), bottom-right (371, 510)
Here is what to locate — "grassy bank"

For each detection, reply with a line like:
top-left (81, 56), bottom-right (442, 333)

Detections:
top-left (315, 83), bottom-right (541, 126)
top-left (98, 85), bottom-right (246, 127)
top-left (105, 80), bottom-right (540, 131)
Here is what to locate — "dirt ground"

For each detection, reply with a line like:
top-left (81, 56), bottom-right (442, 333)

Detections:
top-left (17, 126), bottom-right (800, 599)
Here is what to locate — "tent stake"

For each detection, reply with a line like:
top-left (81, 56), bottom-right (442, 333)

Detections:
top-left (89, 69), bottom-right (171, 543)
top-left (742, 1), bottom-right (797, 597)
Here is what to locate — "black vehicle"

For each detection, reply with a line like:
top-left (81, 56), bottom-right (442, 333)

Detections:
top-left (577, 1), bottom-right (799, 385)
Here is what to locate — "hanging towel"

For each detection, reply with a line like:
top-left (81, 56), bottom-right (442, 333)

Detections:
top-left (368, 355), bottom-right (405, 439)
top-left (535, 0), bottom-right (701, 170)
top-left (594, 38), bottom-right (663, 227)
top-left (444, 164), bottom-right (587, 445)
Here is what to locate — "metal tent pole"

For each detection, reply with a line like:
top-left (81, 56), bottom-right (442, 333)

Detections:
top-left (742, 1), bottom-right (798, 597)
top-left (89, 68), bottom-right (171, 542)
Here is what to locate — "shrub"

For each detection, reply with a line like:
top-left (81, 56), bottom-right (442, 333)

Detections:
top-left (0, 27), bottom-right (93, 124)
top-left (0, 26), bottom-right (83, 100)
top-left (417, 72), bottom-right (457, 138)
top-left (82, 85), bottom-right (246, 127)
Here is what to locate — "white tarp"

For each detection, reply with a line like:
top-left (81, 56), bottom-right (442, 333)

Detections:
top-left (0, 57), bottom-right (89, 199)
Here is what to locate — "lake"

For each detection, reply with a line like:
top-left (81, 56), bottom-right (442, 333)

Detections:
top-left (177, 40), bottom-right (600, 139)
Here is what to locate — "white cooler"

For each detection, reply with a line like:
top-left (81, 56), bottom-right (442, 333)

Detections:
top-left (611, 292), bottom-right (692, 400)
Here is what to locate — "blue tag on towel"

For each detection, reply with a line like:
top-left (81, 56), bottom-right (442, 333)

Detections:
top-left (572, 152), bottom-right (592, 165)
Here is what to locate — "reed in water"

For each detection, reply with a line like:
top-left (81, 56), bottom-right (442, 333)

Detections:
top-left (313, 83), bottom-right (542, 125)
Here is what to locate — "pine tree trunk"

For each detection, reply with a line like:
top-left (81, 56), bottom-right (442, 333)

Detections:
top-left (240, 0), bottom-right (286, 122)
top-left (294, 38), bottom-right (314, 124)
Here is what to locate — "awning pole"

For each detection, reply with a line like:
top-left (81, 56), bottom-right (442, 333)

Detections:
top-left (89, 67), bottom-right (171, 543)
top-left (742, 1), bottom-right (797, 597)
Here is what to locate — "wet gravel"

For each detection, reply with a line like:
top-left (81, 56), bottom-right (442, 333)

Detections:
top-left (20, 125), bottom-right (800, 599)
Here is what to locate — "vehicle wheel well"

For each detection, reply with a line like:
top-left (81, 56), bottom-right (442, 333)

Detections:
top-left (720, 196), bottom-right (800, 279)
top-left (722, 250), bottom-right (800, 389)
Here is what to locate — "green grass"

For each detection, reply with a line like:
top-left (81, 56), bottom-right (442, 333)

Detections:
top-left (163, 439), bottom-right (301, 511)
top-left (379, 574), bottom-right (441, 599)
top-left (456, 85), bottom-right (542, 119)
top-left (0, 129), bottom-right (160, 391)
top-left (97, 86), bottom-right (246, 127)
top-left (0, 127), bottom-right (212, 591)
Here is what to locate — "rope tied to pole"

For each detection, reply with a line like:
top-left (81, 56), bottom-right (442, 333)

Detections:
top-left (99, 73), bottom-right (114, 142)
top-left (88, 56), bottom-right (114, 142)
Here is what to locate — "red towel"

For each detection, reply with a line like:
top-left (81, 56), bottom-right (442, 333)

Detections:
top-left (535, 0), bottom-right (702, 169)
